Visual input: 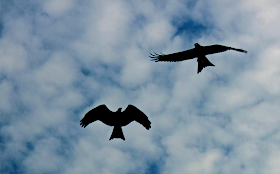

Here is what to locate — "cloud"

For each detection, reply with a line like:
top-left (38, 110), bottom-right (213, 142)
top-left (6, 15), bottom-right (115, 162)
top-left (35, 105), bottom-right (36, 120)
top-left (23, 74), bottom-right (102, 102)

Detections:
top-left (1, 0), bottom-right (280, 174)
top-left (41, 0), bottom-right (76, 17)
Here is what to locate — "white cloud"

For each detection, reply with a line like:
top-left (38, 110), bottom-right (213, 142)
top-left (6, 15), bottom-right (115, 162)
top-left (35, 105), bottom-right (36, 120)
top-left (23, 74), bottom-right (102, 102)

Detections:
top-left (1, 0), bottom-right (280, 174)
top-left (41, 0), bottom-right (76, 17)
top-left (0, 39), bottom-right (28, 74)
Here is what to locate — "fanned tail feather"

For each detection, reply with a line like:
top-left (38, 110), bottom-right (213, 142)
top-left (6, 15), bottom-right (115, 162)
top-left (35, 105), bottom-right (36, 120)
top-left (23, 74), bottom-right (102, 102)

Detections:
top-left (197, 57), bottom-right (215, 74)
top-left (109, 126), bottom-right (125, 140)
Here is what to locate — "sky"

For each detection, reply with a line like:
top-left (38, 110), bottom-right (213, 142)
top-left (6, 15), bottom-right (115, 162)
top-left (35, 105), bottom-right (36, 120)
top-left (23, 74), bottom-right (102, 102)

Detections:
top-left (1, 0), bottom-right (280, 173)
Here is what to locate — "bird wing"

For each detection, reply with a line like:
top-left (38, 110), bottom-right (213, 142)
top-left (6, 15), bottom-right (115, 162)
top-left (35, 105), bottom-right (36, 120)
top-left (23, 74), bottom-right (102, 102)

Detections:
top-left (80, 104), bottom-right (113, 128)
top-left (150, 48), bottom-right (198, 62)
top-left (122, 105), bottom-right (151, 130)
top-left (202, 44), bottom-right (247, 55)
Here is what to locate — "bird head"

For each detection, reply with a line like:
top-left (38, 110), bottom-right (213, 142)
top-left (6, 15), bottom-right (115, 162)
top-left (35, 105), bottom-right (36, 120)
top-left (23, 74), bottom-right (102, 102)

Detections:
top-left (194, 43), bottom-right (201, 48)
top-left (117, 108), bottom-right (122, 112)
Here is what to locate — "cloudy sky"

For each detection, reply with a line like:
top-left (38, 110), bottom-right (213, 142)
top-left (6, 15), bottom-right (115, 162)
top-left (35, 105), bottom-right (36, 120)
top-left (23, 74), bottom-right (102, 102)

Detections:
top-left (1, 0), bottom-right (280, 173)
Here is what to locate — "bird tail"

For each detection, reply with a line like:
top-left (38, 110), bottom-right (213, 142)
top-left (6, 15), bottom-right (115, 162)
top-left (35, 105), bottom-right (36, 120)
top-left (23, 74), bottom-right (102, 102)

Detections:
top-left (109, 126), bottom-right (125, 140)
top-left (197, 56), bottom-right (215, 74)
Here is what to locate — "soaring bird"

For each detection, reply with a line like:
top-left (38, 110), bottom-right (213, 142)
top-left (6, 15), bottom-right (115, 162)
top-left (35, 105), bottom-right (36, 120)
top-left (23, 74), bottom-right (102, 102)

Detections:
top-left (150, 43), bottom-right (247, 74)
top-left (80, 104), bottom-right (151, 140)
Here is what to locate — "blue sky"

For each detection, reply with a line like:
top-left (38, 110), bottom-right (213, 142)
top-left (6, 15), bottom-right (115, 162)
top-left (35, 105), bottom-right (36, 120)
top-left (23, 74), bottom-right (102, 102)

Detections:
top-left (1, 0), bottom-right (280, 173)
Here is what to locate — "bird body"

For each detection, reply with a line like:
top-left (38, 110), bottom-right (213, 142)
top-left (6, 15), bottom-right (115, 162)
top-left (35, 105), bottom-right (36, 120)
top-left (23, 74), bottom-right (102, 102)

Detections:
top-left (150, 43), bottom-right (247, 73)
top-left (80, 104), bottom-right (151, 140)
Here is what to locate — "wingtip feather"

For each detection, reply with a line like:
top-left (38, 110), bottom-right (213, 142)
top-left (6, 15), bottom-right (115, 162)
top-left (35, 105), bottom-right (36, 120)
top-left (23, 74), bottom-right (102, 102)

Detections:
top-left (149, 52), bottom-right (164, 62)
top-left (230, 47), bottom-right (248, 53)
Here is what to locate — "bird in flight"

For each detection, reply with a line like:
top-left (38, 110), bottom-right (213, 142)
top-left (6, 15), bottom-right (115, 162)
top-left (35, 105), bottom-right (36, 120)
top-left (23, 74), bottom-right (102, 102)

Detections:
top-left (150, 43), bottom-right (247, 74)
top-left (80, 104), bottom-right (151, 140)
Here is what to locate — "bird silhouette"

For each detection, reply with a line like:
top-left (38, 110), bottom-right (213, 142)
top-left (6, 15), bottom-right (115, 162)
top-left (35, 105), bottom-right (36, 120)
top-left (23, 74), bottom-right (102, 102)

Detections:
top-left (150, 43), bottom-right (247, 74)
top-left (80, 104), bottom-right (151, 140)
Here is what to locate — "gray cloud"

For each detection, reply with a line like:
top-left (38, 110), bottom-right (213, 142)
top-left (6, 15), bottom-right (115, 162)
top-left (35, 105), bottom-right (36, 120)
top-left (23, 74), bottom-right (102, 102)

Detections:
top-left (1, 0), bottom-right (280, 174)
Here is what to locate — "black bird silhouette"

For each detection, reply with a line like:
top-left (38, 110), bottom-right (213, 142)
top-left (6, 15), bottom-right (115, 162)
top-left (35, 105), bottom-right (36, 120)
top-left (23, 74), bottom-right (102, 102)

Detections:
top-left (80, 104), bottom-right (151, 140)
top-left (150, 43), bottom-right (247, 73)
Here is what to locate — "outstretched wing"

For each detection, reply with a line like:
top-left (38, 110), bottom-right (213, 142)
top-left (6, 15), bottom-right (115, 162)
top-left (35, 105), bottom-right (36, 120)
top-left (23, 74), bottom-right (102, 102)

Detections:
top-left (202, 44), bottom-right (247, 55)
top-left (122, 105), bottom-right (151, 130)
top-left (80, 104), bottom-right (113, 128)
top-left (150, 48), bottom-right (198, 62)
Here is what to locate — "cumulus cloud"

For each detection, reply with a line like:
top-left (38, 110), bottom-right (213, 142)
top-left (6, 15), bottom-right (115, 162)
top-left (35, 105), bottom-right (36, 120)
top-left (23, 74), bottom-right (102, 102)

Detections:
top-left (1, 0), bottom-right (280, 174)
